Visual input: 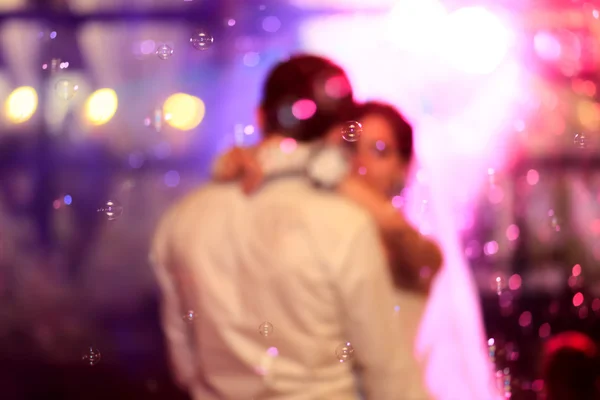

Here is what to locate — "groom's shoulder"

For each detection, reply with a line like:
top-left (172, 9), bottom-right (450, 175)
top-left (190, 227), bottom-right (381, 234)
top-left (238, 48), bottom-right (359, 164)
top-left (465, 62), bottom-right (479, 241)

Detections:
top-left (163, 182), bottom-right (238, 218)
top-left (304, 187), bottom-right (373, 228)
top-left (183, 181), bottom-right (238, 204)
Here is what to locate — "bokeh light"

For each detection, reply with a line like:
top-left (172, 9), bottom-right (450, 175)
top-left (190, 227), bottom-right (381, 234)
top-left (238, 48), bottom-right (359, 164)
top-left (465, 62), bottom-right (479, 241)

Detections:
top-left (5, 86), bottom-right (38, 124)
top-left (162, 93), bottom-right (205, 131)
top-left (84, 88), bottom-right (118, 126)
top-left (440, 7), bottom-right (512, 74)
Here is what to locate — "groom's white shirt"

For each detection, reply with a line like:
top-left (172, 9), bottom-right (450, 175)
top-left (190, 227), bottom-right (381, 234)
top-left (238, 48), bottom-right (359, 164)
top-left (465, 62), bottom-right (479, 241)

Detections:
top-left (151, 172), bottom-right (421, 399)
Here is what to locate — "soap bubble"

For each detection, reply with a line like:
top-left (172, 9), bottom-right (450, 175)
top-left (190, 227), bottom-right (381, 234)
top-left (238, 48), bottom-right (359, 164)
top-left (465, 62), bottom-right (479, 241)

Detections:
top-left (183, 310), bottom-right (196, 322)
top-left (190, 30), bottom-right (214, 50)
top-left (258, 322), bottom-right (273, 336)
top-left (144, 108), bottom-right (166, 132)
top-left (156, 44), bottom-right (174, 60)
top-left (341, 121), bottom-right (362, 142)
top-left (55, 79), bottom-right (79, 100)
top-left (335, 342), bottom-right (354, 363)
top-left (82, 347), bottom-right (101, 366)
top-left (495, 276), bottom-right (504, 295)
top-left (574, 133), bottom-right (587, 149)
top-left (97, 200), bottom-right (123, 221)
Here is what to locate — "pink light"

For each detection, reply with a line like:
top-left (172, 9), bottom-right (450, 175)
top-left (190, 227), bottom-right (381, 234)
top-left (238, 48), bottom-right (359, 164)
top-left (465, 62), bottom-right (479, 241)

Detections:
top-left (592, 298), bottom-right (600, 312)
top-left (279, 138), bottom-right (297, 154)
top-left (324, 75), bottom-right (351, 99)
top-left (483, 241), bottom-right (499, 256)
top-left (526, 169), bottom-right (539, 185)
top-left (291, 99), bottom-right (317, 120)
top-left (488, 186), bottom-right (504, 204)
top-left (572, 264), bottom-right (582, 277)
top-left (391, 195), bottom-right (404, 208)
top-left (519, 311), bottom-right (532, 327)
top-left (539, 323), bottom-right (551, 339)
top-left (591, 219), bottom-right (600, 235)
top-left (573, 292), bottom-right (584, 307)
top-left (534, 32), bottom-right (561, 62)
top-left (514, 120), bottom-right (525, 132)
top-left (532, 380), bottom-right (544, 392)
top-left (508, 274), bottom-right (522, 290)
top-left (506, 224), bottom-right (520, 241)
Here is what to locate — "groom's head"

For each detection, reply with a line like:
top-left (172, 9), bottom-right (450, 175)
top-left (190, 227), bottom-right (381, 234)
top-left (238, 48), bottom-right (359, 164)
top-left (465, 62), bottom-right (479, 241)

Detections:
top-left (258, 54), bottom-right (354, 143)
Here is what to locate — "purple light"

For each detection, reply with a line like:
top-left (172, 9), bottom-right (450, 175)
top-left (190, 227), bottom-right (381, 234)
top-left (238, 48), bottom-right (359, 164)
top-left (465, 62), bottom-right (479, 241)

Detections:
top-left (243, 52), bottom-right (260, 67)
top-left (262, 16), bottom-right (281, 33)
top-left (164, 170), bottom-right (180, 188)
top-left (140, 40), bottom-right (156, 55)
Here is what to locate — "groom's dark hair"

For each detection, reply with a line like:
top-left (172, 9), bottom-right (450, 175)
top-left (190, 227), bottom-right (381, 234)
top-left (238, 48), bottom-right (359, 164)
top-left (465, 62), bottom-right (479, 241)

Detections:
top-left (260, 54), bottom-right (354, 143)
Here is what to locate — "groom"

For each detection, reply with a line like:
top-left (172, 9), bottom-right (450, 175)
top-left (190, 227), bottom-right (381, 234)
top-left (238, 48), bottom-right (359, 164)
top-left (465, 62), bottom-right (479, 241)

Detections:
top-left (151, 55), bottom-right (415, 399)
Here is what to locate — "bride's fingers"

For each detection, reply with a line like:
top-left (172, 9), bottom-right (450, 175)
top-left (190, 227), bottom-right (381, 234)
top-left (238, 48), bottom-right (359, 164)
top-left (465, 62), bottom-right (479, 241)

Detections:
top-left (241, 153), bottom-right (264, 194)
top-left (213, 156), bottom-right (237, 180)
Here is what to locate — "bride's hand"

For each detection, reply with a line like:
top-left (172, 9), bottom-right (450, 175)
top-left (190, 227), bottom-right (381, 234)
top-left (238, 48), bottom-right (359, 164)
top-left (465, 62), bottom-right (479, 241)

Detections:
top-left (338, 176), bottom-right (409, 233)
top-left (212, 146), bottom-right (264, 194)
top-left (338, 175), bottom-right (442, 293)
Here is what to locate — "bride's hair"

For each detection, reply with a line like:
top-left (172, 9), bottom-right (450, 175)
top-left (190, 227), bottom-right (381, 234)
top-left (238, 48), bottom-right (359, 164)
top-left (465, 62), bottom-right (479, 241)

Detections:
top-left (354, 101), bottom-right (414, 164)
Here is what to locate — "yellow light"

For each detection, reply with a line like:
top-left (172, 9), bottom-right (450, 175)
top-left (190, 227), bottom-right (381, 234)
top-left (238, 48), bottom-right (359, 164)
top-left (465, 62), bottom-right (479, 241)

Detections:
top-left (163, 93), bottom-right (205, 131)
top-left (577, 100), bottom-right (600, 131)
top-left (5, 86), bottom-right (38, 124)
top-left (85, 88), bottom-right (118, 126)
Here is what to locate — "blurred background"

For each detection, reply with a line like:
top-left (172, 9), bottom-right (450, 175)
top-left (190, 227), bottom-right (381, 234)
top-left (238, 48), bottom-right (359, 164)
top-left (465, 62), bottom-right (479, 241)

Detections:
top-left (1, 0), bottom-right (600, 399)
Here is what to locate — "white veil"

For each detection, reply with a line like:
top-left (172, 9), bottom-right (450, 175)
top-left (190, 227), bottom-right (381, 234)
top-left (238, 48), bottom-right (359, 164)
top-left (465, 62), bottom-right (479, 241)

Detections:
top-left (299, 3), bottom-right (521, 397)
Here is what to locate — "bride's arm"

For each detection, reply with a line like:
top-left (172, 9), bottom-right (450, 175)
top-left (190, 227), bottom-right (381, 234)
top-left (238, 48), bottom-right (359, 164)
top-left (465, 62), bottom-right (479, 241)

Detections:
top-left (338, 176), bottom-right (443, 294)
top-left (211, 145), bottom-right (265, 194)
top-left (211, 136), bottom-right (285, 193)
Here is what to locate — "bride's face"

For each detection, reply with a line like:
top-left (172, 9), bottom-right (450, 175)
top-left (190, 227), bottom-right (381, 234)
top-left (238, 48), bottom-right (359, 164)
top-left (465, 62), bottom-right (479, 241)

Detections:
top-left (349, 113), bottom-right (409, 196)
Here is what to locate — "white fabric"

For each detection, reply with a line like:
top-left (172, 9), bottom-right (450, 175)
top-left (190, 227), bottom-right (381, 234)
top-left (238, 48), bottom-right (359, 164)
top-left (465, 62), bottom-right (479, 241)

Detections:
top-left (151, 173), bottom-right (427, 399)
top-left (256, 142), bottom-right (350, 189)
